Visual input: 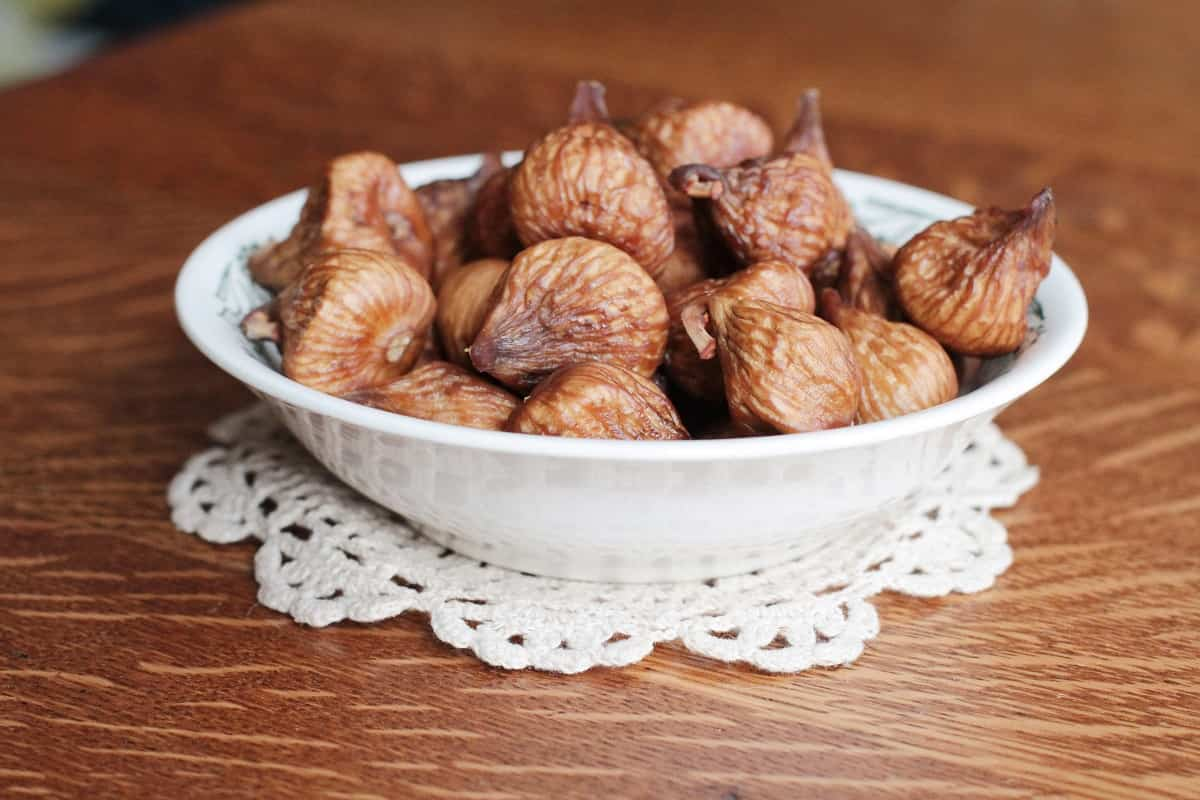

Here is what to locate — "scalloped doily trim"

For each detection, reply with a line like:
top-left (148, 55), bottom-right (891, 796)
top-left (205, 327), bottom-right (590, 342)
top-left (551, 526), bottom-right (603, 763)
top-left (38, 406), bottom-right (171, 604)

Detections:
top-left (169, 405), bottom-right (1037, 673)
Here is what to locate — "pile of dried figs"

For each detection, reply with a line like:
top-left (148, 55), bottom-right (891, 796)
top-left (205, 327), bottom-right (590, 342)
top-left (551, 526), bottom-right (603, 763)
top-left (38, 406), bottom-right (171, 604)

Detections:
top-left (242, 81), bottom-right (1056, 440)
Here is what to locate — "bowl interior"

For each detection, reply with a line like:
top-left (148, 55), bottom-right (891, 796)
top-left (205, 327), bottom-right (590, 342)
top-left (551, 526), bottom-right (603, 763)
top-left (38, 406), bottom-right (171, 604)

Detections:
top-left (176, 154), bottom-right (1087, 461)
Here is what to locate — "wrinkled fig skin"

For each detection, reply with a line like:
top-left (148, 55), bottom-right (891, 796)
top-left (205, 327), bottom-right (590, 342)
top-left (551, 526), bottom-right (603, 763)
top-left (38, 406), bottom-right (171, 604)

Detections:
top-left (665, 260), bottom-right (817, 403)
top-left (709, 298), bottom-right (861, 434)
top-left (671, 156), bottom-right (852, 274)
top-left (344, 361), bottom-right (519, 431)
top-left (510, 83), bottom-right (674, 274)
top-left (416, 155), bottom-right (502, 288)
top-left (435, 257), bottom-right (509, 368)
top-left (821, 290), bottom-right (958, 424)
top-left (895, 188), bottom-right (1055, 356)
top-left (470, 237), bottom-right (669, 392)
top-left (249, 152), bottom-right (435, 290)
top-left (837, 227), bottom-right (898, 318)
top-left (628, 99), bottom-right (774, 202)
top-left (272, 249), bottom-right (436, 397)
top-left (505, 362), bottom-right (688, 440)
top-left (468, 162), bottom-right (522, 259)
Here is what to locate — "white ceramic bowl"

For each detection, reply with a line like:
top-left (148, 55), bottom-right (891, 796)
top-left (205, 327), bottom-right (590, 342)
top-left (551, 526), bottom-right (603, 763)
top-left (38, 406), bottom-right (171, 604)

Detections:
top-left (176, 154), bottom-right (1087, 582)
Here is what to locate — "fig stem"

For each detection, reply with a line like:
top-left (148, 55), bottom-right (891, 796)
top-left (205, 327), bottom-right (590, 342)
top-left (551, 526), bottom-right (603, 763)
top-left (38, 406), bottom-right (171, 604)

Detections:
top-left (680, 302), bottom-right (717, 360)
top-left (1025, 187), bottom-right (1056, 231)
top-left (669, 164), bottom-right (727, 200)
top-left (782, 88), bottom-right (832, 170)
top-left (568, 80), bottom-right (610, 124)
top-left (241, 301), bottom-right (281, 343)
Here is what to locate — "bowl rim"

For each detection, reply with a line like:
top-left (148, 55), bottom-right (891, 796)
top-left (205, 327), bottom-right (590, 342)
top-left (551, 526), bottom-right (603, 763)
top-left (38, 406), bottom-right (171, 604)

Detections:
top-left (176, 153), bottom-right (1088, 462)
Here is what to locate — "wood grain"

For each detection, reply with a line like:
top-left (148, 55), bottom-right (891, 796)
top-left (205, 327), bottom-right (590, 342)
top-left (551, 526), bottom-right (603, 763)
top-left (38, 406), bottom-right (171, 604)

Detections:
top-left (2, 1), bottom-right (1198, 797)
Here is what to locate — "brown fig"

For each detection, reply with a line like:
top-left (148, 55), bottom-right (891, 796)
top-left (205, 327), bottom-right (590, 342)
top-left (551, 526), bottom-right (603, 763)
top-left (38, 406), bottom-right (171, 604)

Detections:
top-left (510, 81), bottom-right (674, 274)
top-left (467, 161), bottom-right (522, 260)
top-left (244, 249), bottom-right (436, 397)
top-left (435, 257), bottom-right (509, 368)
top-left (627, 99), bottom-right (774, 201)
top-left (344, 361), bottom-right (519, 431)
top-left (894, 188), bottom-right (1055, 356)
top-left (670, 89), bottom-right (852, 273)
top-left (416, 154), bottom-right (503, 288)
top-left (249, 152), bottom-right (434, 290)
top-left (821, 289), bottom-right (958, 423)
top-left (709, 298), bottom-right (860, 434)
top-left (836, 227), bottom-right (898, 318)
top-left (505, 362), bottom-right (688, 440)
top-left (470, 237), bottom-right (668, 392)
top-left (665, 261), bottom-right (816, 403)
top-left (670, 155), bottom-right (850, 274)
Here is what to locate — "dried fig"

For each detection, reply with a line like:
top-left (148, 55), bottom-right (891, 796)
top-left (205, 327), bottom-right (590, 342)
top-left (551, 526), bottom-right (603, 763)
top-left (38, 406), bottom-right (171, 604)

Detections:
top-left (470, 237), bottom-right (668, 392)
top-left (670, 154), bottom-right (849, 274)
top-left (249, 152), bottom-right (434, 290)
top-left (435, 257), bottom-right (508, 367)
top-left (344, 361), bottom-right (519, 431)
top-left (709, 298), bottom-right (860, 434)
top-left (627, 99), bottom-right (773, 199)
top-left (468, 161), bottom-right (522, 259)
top-left (244, 249), bottom-right (435, 396)
top-left (416, 154), bottom-right (503, 288)
top-left (836, 227), bottom-right (898, 318)
top-left (821, 289), bottom-right (958, 423)
top-left (665, 261), bottom-right (816, 402)
top-left (505, 362), bottom-right (687, 440)
top-left (894, 188), bottom-right (1055, 356)
top-left (670, 89), bottom-right (852, 273)
top-left (510, 81), bottom-right (674, 273)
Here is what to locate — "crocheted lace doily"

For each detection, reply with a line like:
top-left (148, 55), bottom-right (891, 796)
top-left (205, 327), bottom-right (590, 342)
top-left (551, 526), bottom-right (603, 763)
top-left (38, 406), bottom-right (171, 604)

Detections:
top-left (169, 405), bottom-right (1037, 674)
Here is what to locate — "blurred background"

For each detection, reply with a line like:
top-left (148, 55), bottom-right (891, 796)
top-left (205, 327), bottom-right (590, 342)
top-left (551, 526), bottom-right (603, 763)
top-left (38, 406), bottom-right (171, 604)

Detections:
top-left (0, 0), bottom-right (237, 86)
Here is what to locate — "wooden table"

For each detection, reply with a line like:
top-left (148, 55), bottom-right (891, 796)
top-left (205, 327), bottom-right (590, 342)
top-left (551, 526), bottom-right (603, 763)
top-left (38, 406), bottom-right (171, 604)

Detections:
top-left (3, 2), bottom-right (1198, 797)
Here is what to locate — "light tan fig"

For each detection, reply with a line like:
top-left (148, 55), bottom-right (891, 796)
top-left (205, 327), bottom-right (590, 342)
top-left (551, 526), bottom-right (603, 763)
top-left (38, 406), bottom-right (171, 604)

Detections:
top-left (510, 81), bottom-right (674, 273)
top-left (343, 361), bottom-right (519, 431)
top-left (665, 261), bottom-right (816, 402)
top-left (435, 257), bottom-right (509, 368)
top-left (249, 152), bottom-right (434, 290)
top-left (505, 362), bottom-right (688, 440)
top-left (470, 237), bottom-right (668, 392)
top-left (709, 297), bottom-right (860, 434)
top-left (836, 227), bottom-right (898, 318)
top-left (416, 154), bottom-right (503, 288)
top-left (468, 163), bottom-right (521, 259)
top-left (670, 89), bottom-right (852, 273)
top-left (627, 98), bottom-right (774, 200)
top-left (821, 289), bottom-right (958, 423)
top-left (243, 249), bottom-right (436, 397)
top-left (894, 188), bottom-right (1055, 356)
